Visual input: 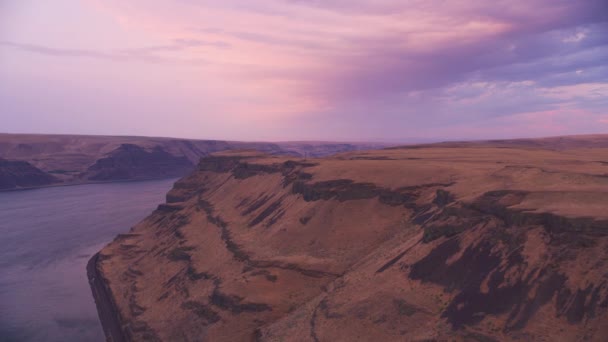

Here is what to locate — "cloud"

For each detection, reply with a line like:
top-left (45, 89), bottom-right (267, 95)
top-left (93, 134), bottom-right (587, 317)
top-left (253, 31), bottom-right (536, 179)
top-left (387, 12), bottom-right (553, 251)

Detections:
top-left (297, 19), bottom-right (608, 102)
top-left (0, 37), bottom-right (229, 64)
top-left (137, 1), bottom-right (607, 108)
top-left (1, 0), bottom-right (607, 140)
top-left (0, 40), bottom-right (121, 60)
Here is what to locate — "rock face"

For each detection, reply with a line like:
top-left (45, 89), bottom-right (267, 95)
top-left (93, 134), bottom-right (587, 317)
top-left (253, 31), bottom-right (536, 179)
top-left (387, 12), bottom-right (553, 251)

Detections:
top-left (0, 133), bottom-right (392, 188)
top-left (0, 158), bottom-right (59, 190)
top-left (89, 145), bottom-right (608, 341)
top-left (82, 144), bottom-right (195, 181)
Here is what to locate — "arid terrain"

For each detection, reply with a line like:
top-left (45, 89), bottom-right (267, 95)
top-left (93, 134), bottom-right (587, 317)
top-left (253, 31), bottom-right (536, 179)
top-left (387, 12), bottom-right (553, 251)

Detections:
top-left (0, 134), bottom-right (387, 190)
top-left (87, 135), bottom-right (608, 341)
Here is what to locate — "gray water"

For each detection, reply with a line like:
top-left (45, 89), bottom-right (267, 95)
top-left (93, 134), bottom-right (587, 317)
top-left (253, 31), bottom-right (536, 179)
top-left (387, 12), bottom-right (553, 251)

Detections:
top-left (0, 179), bottom-right (177, 342)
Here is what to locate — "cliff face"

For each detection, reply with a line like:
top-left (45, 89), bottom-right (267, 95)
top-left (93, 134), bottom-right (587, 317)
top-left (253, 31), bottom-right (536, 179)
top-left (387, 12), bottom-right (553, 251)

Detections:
top-left (89, 146), bottom-right (608, 341)
top-left (0, 134), bottom-right (392, 188)
top-left (81, 144), bottom-right (195, 181)
top-left (0, 158), bottom-right (59, 190)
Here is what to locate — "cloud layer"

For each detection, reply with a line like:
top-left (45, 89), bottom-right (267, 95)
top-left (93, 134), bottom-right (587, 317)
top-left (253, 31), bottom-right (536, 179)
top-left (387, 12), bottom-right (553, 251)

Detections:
top-left (1, 0), bottom-right (607, 141)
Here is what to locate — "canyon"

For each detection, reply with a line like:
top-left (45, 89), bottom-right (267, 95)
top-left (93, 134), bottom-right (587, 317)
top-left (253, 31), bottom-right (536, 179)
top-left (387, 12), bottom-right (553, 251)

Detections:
top-left (88, 135), bottom-right (608, 341)
top-left (0, 134), bottom-right (387, 190)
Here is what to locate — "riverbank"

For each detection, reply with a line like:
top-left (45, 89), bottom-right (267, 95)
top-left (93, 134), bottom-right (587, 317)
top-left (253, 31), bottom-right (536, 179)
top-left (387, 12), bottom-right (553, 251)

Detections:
top-left (0, 175), bottom-right (181, 193)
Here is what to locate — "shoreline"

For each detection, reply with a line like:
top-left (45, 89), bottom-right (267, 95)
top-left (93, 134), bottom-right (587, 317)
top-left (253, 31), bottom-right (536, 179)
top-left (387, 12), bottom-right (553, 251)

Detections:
top-left (87, 252), bottom-right (128, 342)
top-left (0, 176), bottom-right (181, 193)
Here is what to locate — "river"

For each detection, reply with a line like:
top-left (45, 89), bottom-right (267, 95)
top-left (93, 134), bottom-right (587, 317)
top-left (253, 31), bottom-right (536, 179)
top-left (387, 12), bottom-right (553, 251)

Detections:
top-left (0, 179), bottom-right (177, 341)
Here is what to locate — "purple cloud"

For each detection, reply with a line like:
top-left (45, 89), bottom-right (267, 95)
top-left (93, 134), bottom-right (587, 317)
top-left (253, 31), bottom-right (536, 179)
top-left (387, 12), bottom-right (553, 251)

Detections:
top-left (0, 0), bottom-right (607, 141)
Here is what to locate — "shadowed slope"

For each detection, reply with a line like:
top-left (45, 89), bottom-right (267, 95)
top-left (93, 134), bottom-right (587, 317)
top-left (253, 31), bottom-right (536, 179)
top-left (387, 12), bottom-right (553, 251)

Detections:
top-left (81, 144), bottom-right (195, 181)
top-left (0, 158), bottom-right (59, 190)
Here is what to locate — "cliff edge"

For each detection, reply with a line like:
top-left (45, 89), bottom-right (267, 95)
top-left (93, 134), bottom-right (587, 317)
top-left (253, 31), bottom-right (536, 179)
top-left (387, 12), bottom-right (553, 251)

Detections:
top-left (89, 144), bottom-right (608, 341)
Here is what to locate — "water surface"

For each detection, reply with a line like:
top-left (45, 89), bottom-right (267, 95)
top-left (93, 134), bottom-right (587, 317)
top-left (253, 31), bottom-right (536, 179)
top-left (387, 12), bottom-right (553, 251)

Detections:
top-left (0, 179), bottom-right (177, 341)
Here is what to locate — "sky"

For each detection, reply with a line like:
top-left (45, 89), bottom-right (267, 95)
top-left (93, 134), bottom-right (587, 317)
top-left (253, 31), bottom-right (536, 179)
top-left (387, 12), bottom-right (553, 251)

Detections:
top-left (0, 0), bottom-right (607, 142)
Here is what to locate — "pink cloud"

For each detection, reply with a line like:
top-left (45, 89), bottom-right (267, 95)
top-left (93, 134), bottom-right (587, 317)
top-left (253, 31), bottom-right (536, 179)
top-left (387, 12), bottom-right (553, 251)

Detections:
top-left (1, 0), bottom-right (606, 141)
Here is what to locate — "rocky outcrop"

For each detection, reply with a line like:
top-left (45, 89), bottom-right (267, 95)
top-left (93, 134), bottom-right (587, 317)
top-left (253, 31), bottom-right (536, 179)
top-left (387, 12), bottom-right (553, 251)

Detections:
top-left (0, 158), bottom-right (59, 190)
top-left (81, 144), bottom-right (195, 181)
top-left (89, 147), bottom-right (608, 341)
top-left (408, 190), bottom-right (608, 331)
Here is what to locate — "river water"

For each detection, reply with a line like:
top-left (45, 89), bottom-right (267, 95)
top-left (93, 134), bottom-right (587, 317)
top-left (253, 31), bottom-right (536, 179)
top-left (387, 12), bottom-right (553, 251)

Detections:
top-left (0, 179), bottom-right (177, 341)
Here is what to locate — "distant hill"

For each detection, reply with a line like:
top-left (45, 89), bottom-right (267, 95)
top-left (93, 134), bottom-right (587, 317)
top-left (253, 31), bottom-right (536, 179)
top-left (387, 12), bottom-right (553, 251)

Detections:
top-left (81, 144), bottom-right (195, 181)
top-left (390, 134), bottom-right (608, 150)
top-left (0, 134), bottom-right (391, 189)
top-left (0, 158), bottom-right (59, 190)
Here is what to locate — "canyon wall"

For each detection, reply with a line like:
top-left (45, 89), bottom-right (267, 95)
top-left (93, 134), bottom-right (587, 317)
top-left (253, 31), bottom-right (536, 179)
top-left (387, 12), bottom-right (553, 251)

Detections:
top-left (89, 144), bottom-right (608, 341)
top-left (0, 134), bottom-right (389, 188)
top-left (0, 158), bottom-right (59, 190)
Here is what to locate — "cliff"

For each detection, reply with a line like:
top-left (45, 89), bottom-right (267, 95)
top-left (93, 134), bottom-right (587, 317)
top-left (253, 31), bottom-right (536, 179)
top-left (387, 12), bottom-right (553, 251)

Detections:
top-left (0, 133), bottom-right (390, 188)
top-left (81, 144), bottom-right (195, 181)
top-left (89, 144), bottom-right (608, 341)
top-left (0, 158), bottom-right (59, 190)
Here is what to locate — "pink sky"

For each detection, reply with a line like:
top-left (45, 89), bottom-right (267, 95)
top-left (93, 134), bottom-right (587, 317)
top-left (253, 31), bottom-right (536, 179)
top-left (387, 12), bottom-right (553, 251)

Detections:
top-left (1, 0), bottom-right (607, 142)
